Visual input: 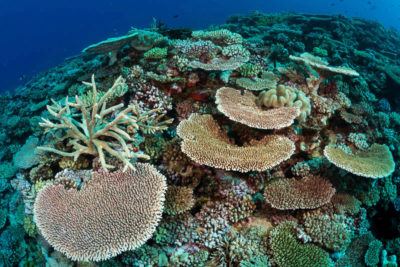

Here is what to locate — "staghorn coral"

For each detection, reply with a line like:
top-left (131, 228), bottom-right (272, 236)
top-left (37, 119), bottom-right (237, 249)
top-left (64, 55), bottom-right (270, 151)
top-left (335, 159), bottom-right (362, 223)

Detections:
top-left (164, 185), bottom-right (195, 215)
top-left (38, 75), bottom-right (172, 171)
top-left (33, 163), bottom-right (167, 262)
top-left (263, 175), bottom-right (335, 210)
top-left (257, 84), bottom-right (311, 121)
top-left (324, 143), bottom-right (395, 178)
top-left (215, 87), bottom-right (300, 129)
top-left (177, 114), bottom-right (295, 172)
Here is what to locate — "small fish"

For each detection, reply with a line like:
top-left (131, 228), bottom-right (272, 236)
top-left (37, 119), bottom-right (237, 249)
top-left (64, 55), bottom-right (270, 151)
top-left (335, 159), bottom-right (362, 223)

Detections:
top-left (330, 3), bottom-right (336, 6)
top-left (367, 1), bottom-right (372, 4)
top-left (19, 74), bottom-right (25, 81)
top-left (173, 14), bottom-right (179, 19)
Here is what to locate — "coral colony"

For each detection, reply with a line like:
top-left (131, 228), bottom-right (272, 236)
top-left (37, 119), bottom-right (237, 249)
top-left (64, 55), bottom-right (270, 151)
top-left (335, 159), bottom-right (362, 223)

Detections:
top-left (2, 12), bottom-right (400, 266)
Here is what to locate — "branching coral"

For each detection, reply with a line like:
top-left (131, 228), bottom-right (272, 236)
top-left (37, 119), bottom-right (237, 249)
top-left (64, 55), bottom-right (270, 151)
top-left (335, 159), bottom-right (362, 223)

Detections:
top-left (38, 75), bottom-right (172, 171)
top-left (302, 213), bottom-right (352, 251)
top-left (268, 221), bottom-right (333, 266)
top-left (324, 143), bottom-right (395, 178)
top-left (263, 175), bottom-right (335, 210)
top-left (215, 87), bottom-right (300, 129)
top-left (257, 84), bottom-right (311, 121)
top-left (164, 185), bottom-right (195, 215)
top-left (33, 163), bottom-right (167, 262)
top-left (177, 114), bottom-right (295, 172)
top-left (192, 29), bottom-right (243, 45)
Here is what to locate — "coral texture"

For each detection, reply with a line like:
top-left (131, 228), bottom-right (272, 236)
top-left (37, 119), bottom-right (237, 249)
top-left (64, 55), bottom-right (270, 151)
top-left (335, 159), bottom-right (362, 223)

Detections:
top-left (257, 84), bottom-right (311, 121)
top-left (177, 114), bottom-right (295, 172)
top-left (324, 144), bottom-right (395, 178)
top-left (215, 87), bottom-right (300, 129)
top-left (164, 185), bottom-right (195, 215)
top-left (268, 221), bottom-right (333, 266)
top-left (263, 175), bottom-right (335, 210)
top-left (33, 163), bottom-right (167, 261)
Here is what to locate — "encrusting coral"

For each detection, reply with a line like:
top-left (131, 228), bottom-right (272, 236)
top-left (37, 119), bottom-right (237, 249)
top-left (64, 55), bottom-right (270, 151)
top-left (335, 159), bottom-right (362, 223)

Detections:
top-left (33, 163), bottom-right (167, 262)
top-left (38, 75), bottom-right (172, 171)
top-left (215, 87), bottom-right (300, 129)
top-left (324, 143), bottom-right (395, 178)
top-left (257, 84), bottom-right (311, 122)
top-left (177, 114), bottom-right (295, 172)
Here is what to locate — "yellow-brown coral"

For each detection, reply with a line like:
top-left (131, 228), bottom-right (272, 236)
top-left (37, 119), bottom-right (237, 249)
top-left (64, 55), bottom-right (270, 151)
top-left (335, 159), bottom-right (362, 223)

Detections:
top-left (215, 87), bottom-right (300, 129)
top-left (323, 144), bottom-right (395, 178)
top-left (263, 175), bottom-right (336, 210)
top-left (257, 84), bottom-right (311, 121)
top-left (177, 114), bottom-right (295, 172)
top-left (164, 185), bottom-right (195, 215)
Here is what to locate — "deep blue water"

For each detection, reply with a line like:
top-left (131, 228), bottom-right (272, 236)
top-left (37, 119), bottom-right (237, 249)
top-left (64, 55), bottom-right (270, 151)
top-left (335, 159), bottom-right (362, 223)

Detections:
top-left (1, 0), bottom-right (400, 93)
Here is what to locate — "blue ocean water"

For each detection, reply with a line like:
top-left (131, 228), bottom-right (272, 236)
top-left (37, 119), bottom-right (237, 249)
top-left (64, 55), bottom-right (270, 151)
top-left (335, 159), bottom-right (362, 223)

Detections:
top-left (1, 0), bottom-right (400, 93)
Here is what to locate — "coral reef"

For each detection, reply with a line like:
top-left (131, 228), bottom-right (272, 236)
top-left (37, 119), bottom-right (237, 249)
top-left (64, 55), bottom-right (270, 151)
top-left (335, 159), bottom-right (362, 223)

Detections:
top-left (2, 11), bottom-right (400, 267)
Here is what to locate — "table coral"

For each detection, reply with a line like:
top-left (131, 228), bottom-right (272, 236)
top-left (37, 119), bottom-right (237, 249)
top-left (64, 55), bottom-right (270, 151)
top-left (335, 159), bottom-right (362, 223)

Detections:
top-left (177, 114), bottom-right (295, 172)
top-left (263, 175), bottom-right (335, 210)
top-left (215, 87), bottom-right (300, 129)
top-left (324, 143), bottom-right (395, 178)
top-left (33, 163), bottom-right (167, 261)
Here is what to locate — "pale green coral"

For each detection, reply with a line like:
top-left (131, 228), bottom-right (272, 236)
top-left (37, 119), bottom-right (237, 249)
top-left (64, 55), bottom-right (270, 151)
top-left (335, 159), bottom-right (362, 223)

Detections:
top-left (365, 239), bottom-right (383, 266)
top-left (303, 214), bottom-right (352, 251)
top-left (23, 215), bottom-right (37, 237)
top-left (222, 44), bottom-right (250, 58)
top-left (192, 29), bottom-right (243, 45)
top-left (237, 63), bottom-right (263, 77)
top-left (268, 221), bottom-right (332, 266)
top-left (144, 47), bottom-right (168, 59)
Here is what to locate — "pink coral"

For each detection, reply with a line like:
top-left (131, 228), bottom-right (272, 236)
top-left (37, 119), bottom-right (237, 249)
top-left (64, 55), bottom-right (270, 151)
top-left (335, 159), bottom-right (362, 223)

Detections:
top-left (34, 163), bottom-right (167, 261)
